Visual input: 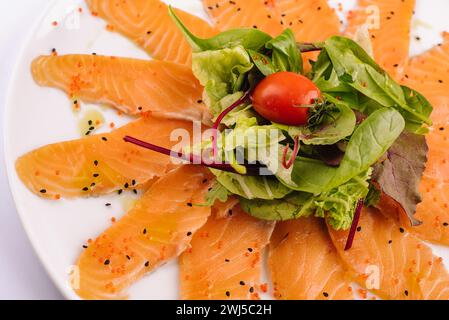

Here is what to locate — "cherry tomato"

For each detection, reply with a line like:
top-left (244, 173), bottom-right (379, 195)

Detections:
top-left (251, 71), bottom-right (321, 126)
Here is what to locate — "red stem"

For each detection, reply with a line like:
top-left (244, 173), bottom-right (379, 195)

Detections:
top-left (282, 136), bottom-right (300, 169)
top-left (123, 136), bottom-right (263, 175)
top-left (212, 91), bottom-right (250, 158)
top-left (344, 199), bottom-right (364, 251)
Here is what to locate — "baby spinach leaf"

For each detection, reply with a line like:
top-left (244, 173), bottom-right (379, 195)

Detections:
top-left (247, 50), bottom-right (276, 76)
top-left (372, 132), bottom-right (428, 226)
top-left (291, 108), bottom-right (405, 194)
top-left (169, 6), bottom-right (272, 52)
top-left (323, 36), bottom-right (432, 133)
top-left (274, 100), bottom-right (356, 145)
top-left (265, 29), bottom-right (303, 74)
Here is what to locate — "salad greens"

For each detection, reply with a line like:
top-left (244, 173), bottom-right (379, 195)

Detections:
top-left (168, 9), bottom-right (432, 231)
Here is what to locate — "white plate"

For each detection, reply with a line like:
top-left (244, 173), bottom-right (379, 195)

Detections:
top-left (4, 0), bottom-right (449, 300)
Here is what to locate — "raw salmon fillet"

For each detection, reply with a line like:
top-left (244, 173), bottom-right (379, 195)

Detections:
top-left (396, 33), bottom-right (449, 245)
top-left (272, 0), bottom-right (341, 42)
top-left (346, 0), bottom-right (416, 78)
top-left (203, 0), bottom-right (283, 36)
top-left (179, 206), bottom-right (274, 300)
top-left (328, 206), bottom-right (449, 300)
top-left (75, 165), bottom-right (214, 300)
top-left (16, 115), bottom-right (194, 199)
top-left (32, 55), bottom-right (208, 122)
top-left (86, 0), bottom-right (217, 65)
top-left (269, 218), bottom-right (354, 300)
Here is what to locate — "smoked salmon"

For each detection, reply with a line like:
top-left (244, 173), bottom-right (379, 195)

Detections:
top-left (86, 0), bottom-right (217, 65)
top-left (272, 0), bottom-right (341, 42)
top-left (394, 33), bottom-right (449, 245)
top-left (203, 0), bottom-right (284, 37)
top-left (179, 206), bottom-right (274, 300)
top-left (269, 218), bottom-right (354, 300)
top-left (328, 206), bottom-right (449, 300)
top-left (32, 55), bottom-right (208, 122)
top-left (75, 165), bottom-right (214, 300)
top-left (16, 115), bottom-right (194, 199)
top-left (346, 0), bottom-right (416, 78)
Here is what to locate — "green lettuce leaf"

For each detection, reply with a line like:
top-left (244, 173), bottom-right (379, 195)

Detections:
top-left (240, 170), bottom-right (371, 230)
top-left (211, 169), bottom-right (292, 200)
top-left (192, 46), bottom-right (253, 115)
top-left (265, 29), bottom-right (303, 74)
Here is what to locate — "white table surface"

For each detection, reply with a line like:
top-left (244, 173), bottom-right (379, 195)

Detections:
top-left (0, 0), bottom-right (62, 300)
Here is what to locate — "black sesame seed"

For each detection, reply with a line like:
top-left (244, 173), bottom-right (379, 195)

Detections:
top-left (132, 179), bottom-right (136, 186)
top-left (105, 203), bottom-right (111, 207)
top-left (104, 259), bottom-right (110, 265)
top-left (85, 131), bottom-right (91, 136)
top-left (124, 183), bottom-right (129, 189)
top-left (247, 248), bottom-right (253, 253)
top-left (187, 203), bottom-right (193, 207)
top-left (126, 255), bottom-right (131, 260)
top-left (82, 187), bottom-right (89, 191)
top-left (439, 79), bottom-right (444, 83)
top-left (138, 106), bottom-right (143, 111)
top-left (94, 160), bottom-right (99, 166)
top-left (92, 53), bottom-right (97, 55)
top-left (197, 99), bottom-right (203, 104)
top-left (225, 259), bottom-right (230, 262)
top-left (143, 228), bottom-right (147, 234)
top-left (323, 292), bottom-right (329, 297)
top-left (399, 227), bottom-right (405, 233)
top-left (249, 287), bottom-right (254, 293)
top-left (404, 290), bottom-right (409, 296)
top-left (145, 261), bottom-right (150, 267)
top-left (443, 222), bottom-right (449, 227)
top-left (202, 179), bottom-right (208, 184)
top-left (89, 126), bottom-right (95, 131)
top-left (356, 226), bottom-right (362, 232)
top-left (88, 120), bottom-right (93, 125)
top-left (93, 173), bottom-right (99, 178)
top-left (40, 189), bottom-right (47, 194)
top-left (82, 245), bottom-right (88, 249)
top-left (146, 31), bottom-right (152, 35)
top-left (133, 189), bottom-right (138, 194)
top-left (118, 189), bottom-right (123, 195)
top-left (388, 240), bottom-right (393, 244)
top-left (102, 137), bottom-right (108, 141)
top-left (225, 291), bottom-right (230, 297)
top-left (239, 281), bottom-right (245, 286)
top-left (90, 182), bottom-right (96, 187)
top-left (187, 232), bottom-right (192, 236)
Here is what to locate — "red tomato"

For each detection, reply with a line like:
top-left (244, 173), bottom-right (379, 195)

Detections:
top-left (251, 72), bottom-right (321, 126)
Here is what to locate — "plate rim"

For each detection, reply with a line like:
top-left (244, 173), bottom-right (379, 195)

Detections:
top-left (3, 0), bottom-right (76, 300)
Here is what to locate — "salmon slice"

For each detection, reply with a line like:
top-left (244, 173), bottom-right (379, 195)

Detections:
top-left (16, 115), bottom-right (194, 199)
top-left (75, 165), bottom-right (214, 299)
top-left (272, 0), bottom-right (341, 42)
top-left (203, 0), bottom-right (283, 36)
top-left (328, 205), bottom-right (449, 300)
top-left (86, 0), bottom-right (217, 65)
top-left (269, 218), bottom-right (354, 300)
top-left (212, 197), bottom-right (239, 219)
top-left (346, 0), bottom-right (416, 78)
top-left (32, 55), bottom-right (208, 122)
top-left (179, 206), bottom-right (274, 300)
top-left (401, 32), bottom-right (449, 123)
top-left (395, 33), bottom-right (449, 245)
